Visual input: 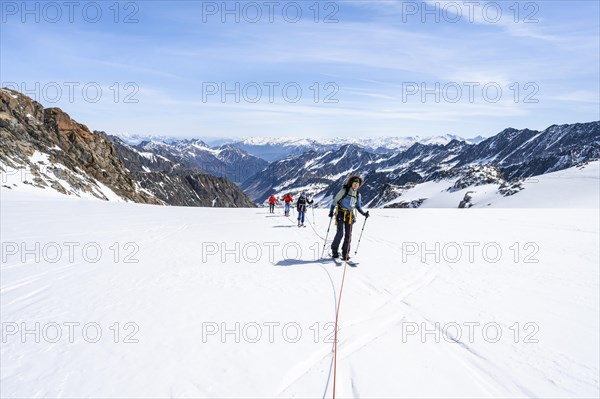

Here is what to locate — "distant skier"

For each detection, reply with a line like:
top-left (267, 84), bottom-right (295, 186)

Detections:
top-left (281, 193), bottom-right (293, 217)
top-left (296, 192), bottom-right (313, 227)
top-left (329, 175), bottom-right (370, 261)
top-left (268, 194), bottom-right (278, 213)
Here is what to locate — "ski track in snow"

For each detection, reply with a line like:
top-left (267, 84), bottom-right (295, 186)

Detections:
top-left (272, 213), bottom-right (506, 398)
top-left (269, 209), bottom-right (599, 398)
top-left (274, 264), bottom-right (440, 398)
top-left (1, 191), bottom-right (599, 398)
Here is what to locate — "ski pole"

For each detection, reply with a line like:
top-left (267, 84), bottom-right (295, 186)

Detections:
top-left (311, 204), bottom-right (315, 225)
top-left (321, 215), bottom-right (334, 259)
top-left (354, 217), bottom-right (368, 255)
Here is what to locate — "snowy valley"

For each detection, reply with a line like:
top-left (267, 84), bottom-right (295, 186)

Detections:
top-left (1, 186), bottom-right (598, 397)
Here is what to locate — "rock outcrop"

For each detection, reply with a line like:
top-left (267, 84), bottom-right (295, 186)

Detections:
top-left (0, 88), bottom-right (256, 207)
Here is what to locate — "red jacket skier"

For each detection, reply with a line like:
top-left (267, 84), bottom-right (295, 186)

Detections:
top-left (281, 194), bottom-right (293, 216)
top-left (268, 194), bottom-right (278, 213)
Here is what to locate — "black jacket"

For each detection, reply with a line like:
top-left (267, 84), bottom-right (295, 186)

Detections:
top-left (296, 195), bottom-right (313, 212)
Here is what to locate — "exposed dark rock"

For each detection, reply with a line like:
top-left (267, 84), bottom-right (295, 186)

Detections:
top-left (458, 191), bottom-right (475, 208)
top-left (0, 88), bottom-right (256, 207)
top-left (0, 88), bottom-right (159, 203)
top-left (384, 199), bottom-right (426, 208)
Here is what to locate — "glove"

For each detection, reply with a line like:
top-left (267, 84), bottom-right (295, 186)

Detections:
top-left (364, 211), bottom-right (370, 218)
top-left (328, 211), bottom-right (334, 218)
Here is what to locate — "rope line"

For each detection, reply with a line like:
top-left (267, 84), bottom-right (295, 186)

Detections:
top-left (332, 222), bottom-right (353, 399)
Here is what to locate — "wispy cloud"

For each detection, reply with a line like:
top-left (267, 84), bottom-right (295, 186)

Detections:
top-left (1, 0), bottom-right (597, 138)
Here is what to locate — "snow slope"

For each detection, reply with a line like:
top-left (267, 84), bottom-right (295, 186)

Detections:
top-left (491, 161), bottom-right (600, 207)
top-left (1, 189), bottom-right (598, 398)
top-left (384, 161), bottom-right (600, 208)
top-left (1, 152), bottom-right (128, 202)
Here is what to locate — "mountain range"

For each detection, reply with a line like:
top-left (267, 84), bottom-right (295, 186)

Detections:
top-left (1, 88), bottom-right (598, 208)
top-left (118, 134), bottom-right (486, 161)
top-left (240, 122), bottom-right (600, 207)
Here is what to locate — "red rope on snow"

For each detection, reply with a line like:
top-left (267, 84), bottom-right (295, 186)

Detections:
top-left (332, 222), bottom-right (353, 399)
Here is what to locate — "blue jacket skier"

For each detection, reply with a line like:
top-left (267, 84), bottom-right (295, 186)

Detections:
top-left (329, 175), bottom-right (370, 260)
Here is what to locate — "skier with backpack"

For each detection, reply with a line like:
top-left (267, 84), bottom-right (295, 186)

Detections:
top-left (328, 175), bottom-right (370, 261)
top-left (296, 192), bottom-right (313, 227)
top-left (281, 193), bottom-right (293, 217)
top-left (268, 194), bottom-right (278, 213)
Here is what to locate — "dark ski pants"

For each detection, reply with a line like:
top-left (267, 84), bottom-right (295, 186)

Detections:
top-left (269, 203), bottom-right (275, 213)
top-left (331, 217), bottom-right (352, 257)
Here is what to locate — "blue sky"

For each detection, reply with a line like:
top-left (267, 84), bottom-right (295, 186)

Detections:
top-left (1, 0), bottom-right (599, 139)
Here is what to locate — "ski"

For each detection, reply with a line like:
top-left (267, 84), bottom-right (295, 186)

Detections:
top-left (336, 258), bottom-right (358, 267)
top-left (328, 253), bottom-right (358, 267)
top-left (338, 257), bottom-right (358, 266)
